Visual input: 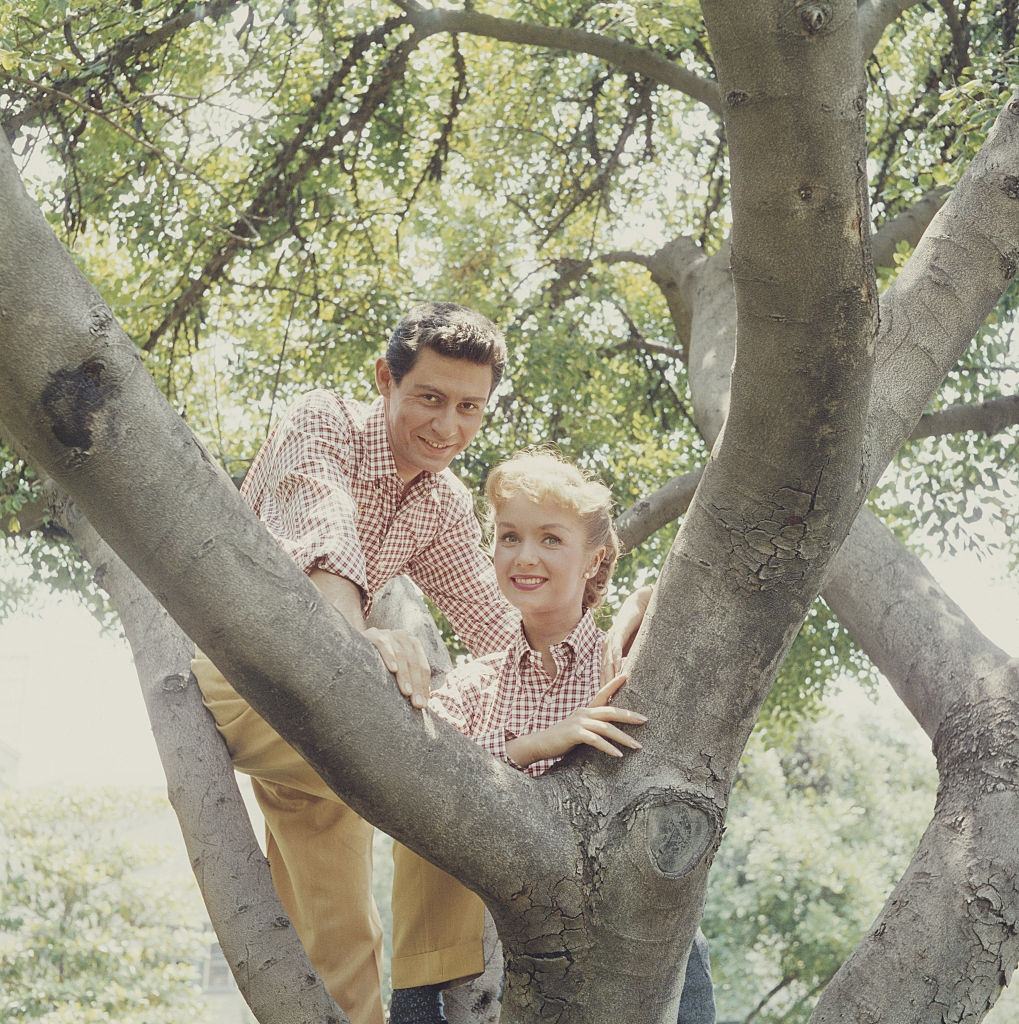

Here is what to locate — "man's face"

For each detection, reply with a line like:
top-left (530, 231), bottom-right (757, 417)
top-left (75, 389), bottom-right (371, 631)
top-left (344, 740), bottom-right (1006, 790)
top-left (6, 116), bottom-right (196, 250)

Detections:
top-left (376, 348), bottom-right (494, 481)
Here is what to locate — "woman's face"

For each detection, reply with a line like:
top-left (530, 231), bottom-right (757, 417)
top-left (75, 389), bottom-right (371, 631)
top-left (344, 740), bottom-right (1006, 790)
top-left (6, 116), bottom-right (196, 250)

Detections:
top-left (492, 493), bottom-right (604, 621)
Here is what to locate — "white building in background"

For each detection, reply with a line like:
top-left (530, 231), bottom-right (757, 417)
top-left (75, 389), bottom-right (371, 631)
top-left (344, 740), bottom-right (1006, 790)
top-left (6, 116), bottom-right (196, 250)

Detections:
top-left (0, 739), bottom-right (17, 788)
top-left (201, 940), bottom-right (256, 1023)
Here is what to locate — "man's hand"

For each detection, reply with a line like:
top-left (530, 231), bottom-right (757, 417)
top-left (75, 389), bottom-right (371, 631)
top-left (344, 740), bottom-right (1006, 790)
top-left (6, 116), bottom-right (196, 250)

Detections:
top-left (363, 627), bottom-right (432, 709)
top-left (308, 569), bottom-right (433, 710)
top-left (505, 673), bottom-right (647, 768)
top-left (602, 584), bottom-right (653, 682)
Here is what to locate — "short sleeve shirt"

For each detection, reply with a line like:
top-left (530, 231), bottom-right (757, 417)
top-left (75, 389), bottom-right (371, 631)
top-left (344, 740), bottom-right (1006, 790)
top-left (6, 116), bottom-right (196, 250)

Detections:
top-left (240, 389), bottom-right (518, 657)
top-left (428, 610), bottom-right (604, 776)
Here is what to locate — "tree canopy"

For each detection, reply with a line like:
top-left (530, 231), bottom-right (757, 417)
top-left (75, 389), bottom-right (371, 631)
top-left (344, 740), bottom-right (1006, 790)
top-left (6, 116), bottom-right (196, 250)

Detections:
top-left (1, 2), bottom-right (1018, 1022)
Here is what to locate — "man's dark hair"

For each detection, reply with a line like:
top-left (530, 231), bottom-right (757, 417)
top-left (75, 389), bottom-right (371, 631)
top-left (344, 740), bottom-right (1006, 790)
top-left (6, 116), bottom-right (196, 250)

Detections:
top-left (385, 302), bottom-right (507, 392)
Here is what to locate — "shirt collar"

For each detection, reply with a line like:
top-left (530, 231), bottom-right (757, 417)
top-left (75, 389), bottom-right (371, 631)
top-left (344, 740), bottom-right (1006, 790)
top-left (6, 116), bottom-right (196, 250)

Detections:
top-left (511, 608), bottom-right (600, 668)
top-left (362, 397), bottom-right (438, 489)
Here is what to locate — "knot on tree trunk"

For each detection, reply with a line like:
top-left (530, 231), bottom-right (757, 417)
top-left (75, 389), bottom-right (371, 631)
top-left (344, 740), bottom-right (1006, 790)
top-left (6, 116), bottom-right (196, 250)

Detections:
top-left (933, 693), bottom-right (1019, 802)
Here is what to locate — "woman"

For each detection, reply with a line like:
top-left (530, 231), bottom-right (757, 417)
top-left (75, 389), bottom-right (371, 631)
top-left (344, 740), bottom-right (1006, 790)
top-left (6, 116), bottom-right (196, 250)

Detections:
top-left (390, 449), bottom-right (649, 1024)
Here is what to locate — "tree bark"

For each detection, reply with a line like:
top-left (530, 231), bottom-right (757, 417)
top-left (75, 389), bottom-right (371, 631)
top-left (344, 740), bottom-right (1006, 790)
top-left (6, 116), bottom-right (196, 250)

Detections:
top-left (909, 394), bottom-right (1019, 440)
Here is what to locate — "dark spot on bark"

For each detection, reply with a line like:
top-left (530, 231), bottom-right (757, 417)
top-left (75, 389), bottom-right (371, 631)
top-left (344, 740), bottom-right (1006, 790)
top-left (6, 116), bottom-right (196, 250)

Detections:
top-left (798, 3), bottom-right (831, 34)
top-left (1002, 175), bottom-right (1019, 199)
top-left (726, 89), bottom-right (749, 107)
top-left (798, 185), bottom-right (815, 202)
top-left (40, 357), bottom-right (115, 454)
top-left (1007, 98), bottom-right (1019, 116)
top-left (88, 304), bottom-right (114, 338)
top-left (161, 672), bottom-right (188, 692)
top-left (1001, 250), bottom-right (1019, 280)
top-left (854, 95), bottom-right (866, 113)
top-left (272, 915), bottom-right (291, 929)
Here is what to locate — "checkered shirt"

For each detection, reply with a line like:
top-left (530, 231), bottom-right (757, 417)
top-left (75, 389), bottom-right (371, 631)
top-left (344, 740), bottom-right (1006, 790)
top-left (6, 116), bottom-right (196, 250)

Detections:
top-left (429, 610), bottom-right (605, 777)
top-left (240, 389), bottom-right (518, 657)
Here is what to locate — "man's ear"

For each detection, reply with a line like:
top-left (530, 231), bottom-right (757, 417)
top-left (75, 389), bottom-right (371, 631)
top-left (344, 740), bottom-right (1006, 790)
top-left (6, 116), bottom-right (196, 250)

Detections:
top-left (375, 357), bottom-right (394, 397)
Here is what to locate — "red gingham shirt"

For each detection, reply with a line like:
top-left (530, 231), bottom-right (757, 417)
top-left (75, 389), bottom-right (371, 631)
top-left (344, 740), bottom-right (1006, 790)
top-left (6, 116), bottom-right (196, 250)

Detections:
top-left (240, 389), bottom-right (519, 657)
top-left (429, 610), bottom-right (604, 776)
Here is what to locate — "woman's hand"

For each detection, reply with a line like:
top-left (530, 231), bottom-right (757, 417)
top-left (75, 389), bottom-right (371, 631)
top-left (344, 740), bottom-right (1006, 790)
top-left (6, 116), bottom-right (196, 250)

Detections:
top-left (602, 584), bottom-right (653, 682)
top-left (506, 673), bottom-right (648, 768)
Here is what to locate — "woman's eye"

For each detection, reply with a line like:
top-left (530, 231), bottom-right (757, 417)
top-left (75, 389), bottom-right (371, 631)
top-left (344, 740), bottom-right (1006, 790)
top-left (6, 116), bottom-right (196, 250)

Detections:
top-left (542, 535), bottom-right (562, 546)
top-left (499, 532), bottom-right (518, 543)
top-left (459, 402), bottom-right (480, 413)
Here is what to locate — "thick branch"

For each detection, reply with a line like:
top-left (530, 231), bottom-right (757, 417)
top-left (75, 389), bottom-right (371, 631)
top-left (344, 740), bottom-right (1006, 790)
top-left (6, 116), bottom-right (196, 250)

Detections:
top-left (870, 188), bottom-right (950, 269)
top-left (2, 0), bottom-right (243, 137)
top-left (629, 0), bottom-right (877, 769)
top-left (867, 96), bottom-right (1019, 477)
top-left (54, 494), bottom-right (346, 1024)
top-left (857, 0), bottom-right (924, 58)
top-left (909, 394), bottom-right (1019, 440)
top-left (398, 2), bottom-right (722, 114)
top-left (823, 508), bottom-right (1012, 735)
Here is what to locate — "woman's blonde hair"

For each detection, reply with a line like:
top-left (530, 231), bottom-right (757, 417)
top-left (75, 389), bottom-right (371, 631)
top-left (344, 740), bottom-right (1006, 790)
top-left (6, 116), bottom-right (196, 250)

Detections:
top-left (485, 449), bottom-right (620, 610)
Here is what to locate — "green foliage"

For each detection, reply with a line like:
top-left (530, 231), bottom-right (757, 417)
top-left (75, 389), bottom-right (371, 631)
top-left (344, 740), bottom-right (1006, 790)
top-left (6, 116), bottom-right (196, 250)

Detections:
top-left (0, 0), bottom-right (1015, 704)
top-left (0, 789), bottom-right (209, 1023)
top-left (705, 700), bottom-right (937, 1023)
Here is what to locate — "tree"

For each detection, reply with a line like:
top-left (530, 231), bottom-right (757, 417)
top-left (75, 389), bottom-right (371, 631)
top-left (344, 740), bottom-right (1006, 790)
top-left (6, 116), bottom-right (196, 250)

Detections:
top-left (0, 1), bottom-right (1017, 1022)
top-left (0, 789), bottom-right (210, 1024)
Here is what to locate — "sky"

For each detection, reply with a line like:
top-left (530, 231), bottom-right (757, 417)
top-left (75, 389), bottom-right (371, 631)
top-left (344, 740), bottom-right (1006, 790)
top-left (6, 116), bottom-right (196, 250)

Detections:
top-left (0, 540), bottom-right (1015, 792)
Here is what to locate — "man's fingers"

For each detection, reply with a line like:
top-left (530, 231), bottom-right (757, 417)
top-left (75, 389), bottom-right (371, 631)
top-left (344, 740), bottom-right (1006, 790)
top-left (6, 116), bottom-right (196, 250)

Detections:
top-left (407, 635), bottom-right (431, 709)
top-left (591, 672), bottom-right (629, 707)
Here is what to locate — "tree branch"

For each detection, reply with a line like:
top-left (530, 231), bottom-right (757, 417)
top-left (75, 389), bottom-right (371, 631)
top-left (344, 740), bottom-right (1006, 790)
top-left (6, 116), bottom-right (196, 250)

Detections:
top-left (615, 469), bottom-right (703, 551)
top-left (870, 188), bottom-right (950, 269)
top-left (397, 2), bottom-right (722, 114)
top-left (812, 509), bottom-right (1019, 1022)
top-left (144, 18), bottom-right (416, 351)
top-left (867, 95), bottom-right (1019, 476)
top-left (2, 0), bottom-right (243, 138)
top-left (908, 393), bottom-right (1019, 440)
top-left (53, 493), bottom-right (346, 1024)
top-left (857, 0), bottom-right (925, 58)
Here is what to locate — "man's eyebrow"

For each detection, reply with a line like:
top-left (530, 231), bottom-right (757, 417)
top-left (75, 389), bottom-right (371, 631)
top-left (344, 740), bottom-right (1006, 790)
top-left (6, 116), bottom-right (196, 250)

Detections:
top-left (412, 382), bottom-right (488, 403)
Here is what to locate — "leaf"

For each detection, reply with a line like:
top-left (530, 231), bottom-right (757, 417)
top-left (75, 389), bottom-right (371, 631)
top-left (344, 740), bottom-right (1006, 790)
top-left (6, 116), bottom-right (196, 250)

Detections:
top-left (0, 50), bottom-right (21, 73)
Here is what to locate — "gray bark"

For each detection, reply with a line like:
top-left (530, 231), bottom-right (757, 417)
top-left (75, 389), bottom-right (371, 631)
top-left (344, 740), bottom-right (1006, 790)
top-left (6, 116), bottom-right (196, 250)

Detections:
top-left (398, 1), bottom-right (723, 114)
top-left (871, 188), bottom-right (950, 269)
top-left (910, 394), bottom-right (1019, 440)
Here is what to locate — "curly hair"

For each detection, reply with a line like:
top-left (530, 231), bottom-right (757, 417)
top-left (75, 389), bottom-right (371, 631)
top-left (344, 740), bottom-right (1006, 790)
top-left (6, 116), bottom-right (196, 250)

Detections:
top-left (485, 449), bottom-right (619, 610)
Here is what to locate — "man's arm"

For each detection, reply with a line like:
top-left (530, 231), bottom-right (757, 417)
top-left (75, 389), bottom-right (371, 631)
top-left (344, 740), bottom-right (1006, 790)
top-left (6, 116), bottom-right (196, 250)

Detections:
top-left (310, 568), bottom-right (431, 709)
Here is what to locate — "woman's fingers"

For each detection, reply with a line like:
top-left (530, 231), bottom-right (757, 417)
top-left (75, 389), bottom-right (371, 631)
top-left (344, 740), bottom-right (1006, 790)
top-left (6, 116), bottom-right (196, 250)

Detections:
top-left (586, 705), bottom-right (647, 725)
top-left (590, 672), bottom-right (629, 707)
top-left (584, 719), bottom-right (642, 750)
top-left (577, 728), bottom-right (623, 758)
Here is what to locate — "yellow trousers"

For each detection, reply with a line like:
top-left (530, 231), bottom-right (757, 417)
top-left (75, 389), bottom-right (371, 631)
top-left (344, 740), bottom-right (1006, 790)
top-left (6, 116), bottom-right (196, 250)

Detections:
top-left (192, 654), bottom-right (484, 1024)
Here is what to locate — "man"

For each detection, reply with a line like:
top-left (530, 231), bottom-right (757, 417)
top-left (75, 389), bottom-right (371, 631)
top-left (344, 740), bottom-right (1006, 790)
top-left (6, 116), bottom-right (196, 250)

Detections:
top-left (195, 302), bottom-right (655, 1024)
